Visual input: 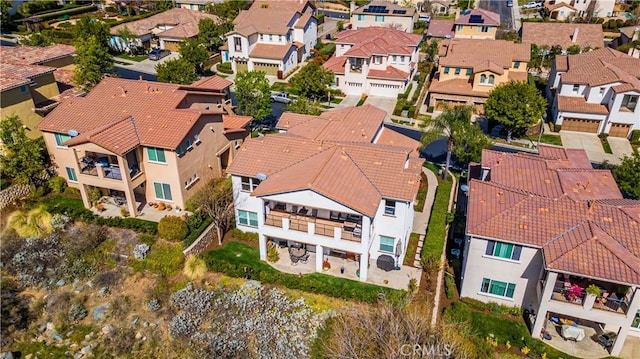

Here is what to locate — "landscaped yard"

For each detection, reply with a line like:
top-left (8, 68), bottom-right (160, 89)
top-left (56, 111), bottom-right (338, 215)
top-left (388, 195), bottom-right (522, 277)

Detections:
top-left (414, 172), bottom-right (429, 212)
top-left (528, 134), bottom-right (563, 147)
top-left (403, 232), bottom-right (421, 266)
top-left (203, 241), bottom-right (405, 303)
top-left (115, 53), bottom-right (148, 62)
top-left (421, 162), bottom-right (453, 262)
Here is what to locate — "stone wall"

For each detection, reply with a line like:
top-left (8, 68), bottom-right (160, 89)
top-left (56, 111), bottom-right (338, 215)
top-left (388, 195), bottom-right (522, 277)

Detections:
top-left (183, 222), bottom-right (217, 257)
top-left (0, 183), bottom-right (32, 211)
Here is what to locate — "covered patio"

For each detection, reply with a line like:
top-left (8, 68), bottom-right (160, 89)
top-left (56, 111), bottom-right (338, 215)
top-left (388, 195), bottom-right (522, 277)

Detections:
top-left (91, 196), bottom-right (187, 223)
top-left (539, 316), bottom-right (611, 359)
top-left (268, 245), bottom-right (422, 291)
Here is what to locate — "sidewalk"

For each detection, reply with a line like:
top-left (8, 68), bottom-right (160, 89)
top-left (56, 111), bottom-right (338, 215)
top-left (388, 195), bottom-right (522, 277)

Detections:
top-left (411, 167), bottom-right (438, 267)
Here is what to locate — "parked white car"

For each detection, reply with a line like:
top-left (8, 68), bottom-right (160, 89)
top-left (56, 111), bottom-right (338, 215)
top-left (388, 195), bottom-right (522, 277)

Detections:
top-left (270, 92), bottom-right (292, 104)
top-left (523, 1), bottom-right (543, 8)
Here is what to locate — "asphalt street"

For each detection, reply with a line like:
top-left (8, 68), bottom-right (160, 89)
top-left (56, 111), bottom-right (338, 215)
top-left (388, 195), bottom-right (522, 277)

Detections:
top-left (478, 0), bottom-right (514, 30)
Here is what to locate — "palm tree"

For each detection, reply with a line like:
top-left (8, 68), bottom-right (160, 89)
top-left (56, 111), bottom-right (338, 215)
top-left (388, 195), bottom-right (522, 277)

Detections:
top-left (420, 105), bottom-right (473, 180)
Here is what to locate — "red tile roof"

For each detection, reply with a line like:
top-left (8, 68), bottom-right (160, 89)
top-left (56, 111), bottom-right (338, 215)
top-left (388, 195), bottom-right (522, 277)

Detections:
top-left (439, 39), bottom-right (531, 68)
top-left (428, 74), bottom-right (490, 98)
top-left (249, 43), bottom-right (294, 60)
top-left (190, 75), bottom-right (233, 91)
top-left (368, 66), bottom-right (409, 80)
top-left (322, 55), bottom-right (346, 74)
top-left (0, 44), bottom-right (75, 65)
top-left (467, 148), bottom-right (640, 285)
top-left (231, 0), bottom-right (311, 36)
top-left (111, 8), bottom-right (218, 38)
top-left (352, 1), bottom-right (417, 16)
top-left (38, 77), bottom-right (237, 154)
top-left (554, 48), bottom-right (640, 91)
top-left (0, 63), bottom-right (56, 91)
top-left (557, 95), bottom-right (609, 114)
top-left (454, 8), bottom-right (500, 26)
top-left (427, 20), bottom-right (455, 38)
top-left (335, 27), bottom-right (422, 57)
top-left (522, 23), bottom-right (603, 50)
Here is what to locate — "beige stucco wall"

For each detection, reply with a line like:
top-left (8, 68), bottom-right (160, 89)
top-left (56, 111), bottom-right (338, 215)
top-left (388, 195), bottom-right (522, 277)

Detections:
top-left (41, 56), bottom-right (74, 69)
top-left (350, 14), bottom-right (417, 33)
top-left (454, 24), bottom-right (497, 39)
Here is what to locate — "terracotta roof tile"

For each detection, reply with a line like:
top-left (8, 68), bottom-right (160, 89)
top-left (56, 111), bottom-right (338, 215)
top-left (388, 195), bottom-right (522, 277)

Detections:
top-left (336, 27), bottom-right (422, 57)
top-left (557, 95), bottom-right (609, 114)
top-left (322, 55), bottom-right (346, 74)
top-left (38, 77), bottom-right (235, 152)
top-left (111, 8), bottom-right (218, 38)
top-left (294, 13), bottom-right (313, 29)
top-left (454, 8), bottom-right (500, 26)
top-left (473, 60), bottom-right (504, 75)
top-left (190, 75), bottom-right (232, 91)
top-left (522, 23), bottom-right (603, 50)
top-left (368, 66), bottom-right (409, 80)
top-left (545, 2), bottom-right (577, 11)
top-left (428, 73), bottom-right (489, 98)
top-left (0, 44), bottom-right (75, 65)
top-left (375, 127), bottom-right (421, 155)
top-left (427, 20), bottom-right (454, 38)
top-left (249, 43), bottom-right (294, 60)
top-left (223, 115), bottom-right (252, 131)
top-left (231, 0), bottom-right (311, 36)
top-left (439, 39), bottom-right (530, 68)
top-left (0, 63), bottom-right (56, 91)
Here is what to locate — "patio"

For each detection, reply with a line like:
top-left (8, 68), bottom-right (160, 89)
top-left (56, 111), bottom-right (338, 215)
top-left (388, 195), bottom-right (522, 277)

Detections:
top-left (269, 246), bottom-right (422, 291)
top-left (91, 197), bottom-right (186, 222)
top-left (541, 319), bottom-right (611, 359)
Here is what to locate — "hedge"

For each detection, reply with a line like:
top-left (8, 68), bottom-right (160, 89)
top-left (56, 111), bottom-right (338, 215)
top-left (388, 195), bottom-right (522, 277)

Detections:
top-left (216, 62), bottom-right (233, 74)
top-left (630, 130), bottom-right (640, 144)
top-left (203, 242), bottom-right (405, 303)
top-left (35, 5), bottom-right (97, 22)
top-left (420, 163), bottom-right (453, 261)
top-left (183, 217), bottom-right (213, 248)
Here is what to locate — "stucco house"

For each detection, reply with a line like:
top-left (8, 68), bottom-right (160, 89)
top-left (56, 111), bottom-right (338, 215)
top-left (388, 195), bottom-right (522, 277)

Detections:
top-left (427, 39), bottom-right (530, 113)
top-left (425, 8), bottom-right (499, 41)
top-left (37, 76), bottom-right (251, 218)
top-left (548, 0), bottom-right (615, 18)
top-left (322, 27), bottom-right (422, 98)
top-left (544, 2), bottom-right (577, 21)
top-left (461, 146), bottom-right (640, 357)
top-left (350, 1), bottom-right (418, 33)
top-left (1, 44), bottom-right (77, 138)
top-left (109, 8), bottom-right (219, 52)
top-left (547, 48), bottom-right (640, 137)
top-left (521, 22), bottom-right (604, 51)
top-left (227, 105), bottom-right (424, 282)
top-left (221, 0), bottom-right (317, 78)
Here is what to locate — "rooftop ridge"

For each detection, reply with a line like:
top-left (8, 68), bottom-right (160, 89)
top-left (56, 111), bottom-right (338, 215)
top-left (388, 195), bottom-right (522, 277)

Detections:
top-left (589, 221), bottom-right (640, 278)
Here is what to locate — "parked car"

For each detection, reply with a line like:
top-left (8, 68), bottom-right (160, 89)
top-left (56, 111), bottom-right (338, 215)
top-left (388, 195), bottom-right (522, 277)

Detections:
top-left (148, 48), bottom-right (170, 61)
top-left (270, 92), bottom-right (292, 104)
top-left (418, 15), bottom-right (431, 23)
top-left (523, 1), bottom-right (542, 8)
top-left (507, 0), bottom-right (513, 7)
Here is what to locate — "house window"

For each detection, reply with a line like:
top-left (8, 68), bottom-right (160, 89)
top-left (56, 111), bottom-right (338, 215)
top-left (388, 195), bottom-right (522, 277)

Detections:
top-left (379, 235), bottom-right (395, 252)
top-left (374, 56), bottom-right (382, 64)
top-left (269, 34), bottom-right (272, 41)
top-left (20, 85), bottom-right (28, 94)
top-left (632, 310), bottom-right (640, 329)
top-left (358, 14), bottom-right (364, 21)
top-left (194, 133), bottom-right (201, 144)
top-left (392, 55), bottom-right (397, 62)
top-left (466, 68), bottom-right (472, 75)
top-left (400, 56), bottom-right (405, 62)
top-left (444, 67), bottom-right (450, 74)
top-left (147, 147), bottom-right (166, 163)
top-left (384, 199), bottom-right (396, 215)
top-left (279, 35), bottom-right (282, 42)
top-left (234, 37), bottom-right (242, 52)
top-left (478, 26), bottom-right (489, 33)
top-left (480, 74), bottom-right (487, 83)
top-left (599, 87), bottom-right (605, 96)
top-left (185, 173), bottom-right (199, 189)
top-left (240, 176), bottom-right (261, 192)
top-left (456, 25), bottom-right (463, 31)
top-left (514, 61), bottom-right (520, 69)
top-left (238, 210), bottom-right (258, 227)
top-left (481, 278), bottom-right (516, 298)
top-left (455, 67), bottom-right (461, 75)
top-left (572, 84), bottom-right (579, 94)
top-left (375, 15), bottom-right (385, 22)
top-left (153, 182), bottom-right (173, 201)
top-left (485, 240), bottom-right (522, 261)
top-left (65, 167), bottom-right (77, 182)
top-left (54, 133), bottom-right (71, 147)
top-left (185, 139), bottom-right (192, 150)
top-left (176, 145), bottom-right (185, 157)
top-left (488, 75), bottom-right (495, 84)
top-left (621, 95), bottom-right (638, 111)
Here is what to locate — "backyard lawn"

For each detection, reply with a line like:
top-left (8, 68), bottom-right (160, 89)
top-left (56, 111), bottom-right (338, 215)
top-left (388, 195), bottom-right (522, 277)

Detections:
top-left (403, 232), bottom-right (421, 266)
top-left (115, 53), bottom-right (148, 62)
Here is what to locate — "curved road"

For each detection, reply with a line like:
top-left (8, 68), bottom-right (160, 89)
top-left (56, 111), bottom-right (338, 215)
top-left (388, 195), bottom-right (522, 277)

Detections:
top-left (478, 0), bottom-right (514, 30)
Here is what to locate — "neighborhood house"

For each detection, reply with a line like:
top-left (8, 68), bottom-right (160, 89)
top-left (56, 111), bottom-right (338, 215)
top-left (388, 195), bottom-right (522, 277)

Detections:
top-left (350, 1), bottom-right (418, 33)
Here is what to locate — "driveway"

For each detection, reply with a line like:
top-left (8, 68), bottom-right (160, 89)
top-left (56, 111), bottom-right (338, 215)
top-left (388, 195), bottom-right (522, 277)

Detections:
top-left (334, 94), bottom-right (361, 108)
top-left (607, 137), bottom-right (634, 160)
top-left (364, 95), bottom-right (397, 120)
top-left (559, 131), bottom-right (625, 165)
top-left (113, 52), bottom-right (181, 76)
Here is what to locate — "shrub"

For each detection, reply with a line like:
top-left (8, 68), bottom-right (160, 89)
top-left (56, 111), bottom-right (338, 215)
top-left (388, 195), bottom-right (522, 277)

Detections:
top-left (64, 187), bottom-right (80, 195)
top-left (47, 176), bottom-right (67, 193)
top-left (216, 62), bottom-right (233, 74)
top-left (157, 216), bottom-right (188, 241)
top-left (444, 270), bottom-right (456, 299)
top-left (183, 216), bottom-right (212, 249)
top-left (356, 94), bottom-right (367, 106)
top-left (132, 242), bottom-right (184, 277)
top-left (443, 301), bottom-right (472, 324)
top-left (229, 228), bottom-right (259, 242)
top-left (186, 211), bottom-right (206, 232)
top-left (630, 130), bottom-right (640, 144)
top-left (9, 206), bottom-right (53, 238)
top-left (267, 244), bottom-right (279, 262)
top-left (87, 187), bottom-right (101, 206)
top-left (183, 256), bottom-right (207, 279)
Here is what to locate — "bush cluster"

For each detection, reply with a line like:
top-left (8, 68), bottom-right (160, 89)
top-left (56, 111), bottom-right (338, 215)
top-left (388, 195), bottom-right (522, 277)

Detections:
top-left (229, 228), bottom-right (258, 243)
top-left (158, 216), bottom-right (188, 241)
top-left (216, 62), bottom-right (233, 74)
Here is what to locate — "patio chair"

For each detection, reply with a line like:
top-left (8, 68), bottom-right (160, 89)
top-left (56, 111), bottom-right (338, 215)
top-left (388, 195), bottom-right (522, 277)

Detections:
top-left (299, 253), bottom-right (310, 264)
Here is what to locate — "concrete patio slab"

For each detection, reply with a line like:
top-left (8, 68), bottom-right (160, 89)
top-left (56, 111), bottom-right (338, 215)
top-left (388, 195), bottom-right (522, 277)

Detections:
top-left (620, 335), bottom-right (640, 359)
top-left (541, 320), bottom-right (610, 359)
top-left (333, 94), bottom-right (361, 109)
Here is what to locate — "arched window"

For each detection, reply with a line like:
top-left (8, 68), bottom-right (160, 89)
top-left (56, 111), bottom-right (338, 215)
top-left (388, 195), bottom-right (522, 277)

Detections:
top-left (480, 74), bottom-right (487, 83)
top-left (489, 75), bottom-right (495, 85)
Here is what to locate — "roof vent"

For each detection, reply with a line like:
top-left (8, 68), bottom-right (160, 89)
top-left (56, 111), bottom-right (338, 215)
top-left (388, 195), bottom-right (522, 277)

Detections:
top-left (601, 217), bottom-right (613, 223)
top-left (539, 207), bottom-right (549, 214)
top-left (256, 173), bottom-right (267, 181)
top-left (68, 129), bottom-right (79, 137)
top-left (519, 223), bottom-right (528, 230)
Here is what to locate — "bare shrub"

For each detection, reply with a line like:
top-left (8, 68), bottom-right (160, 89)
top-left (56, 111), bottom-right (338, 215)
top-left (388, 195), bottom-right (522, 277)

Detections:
top-left (93, 270), bottom-right (122, 289)
top-left (109, 296), bottom-right (131, 321)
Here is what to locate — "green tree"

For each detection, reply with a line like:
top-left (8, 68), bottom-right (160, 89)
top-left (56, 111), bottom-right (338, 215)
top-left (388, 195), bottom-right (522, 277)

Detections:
top-left (0, 115), bottom-right (48, 184)
top-left (498, 30), bottom-right (521, 43)
top-left (420, 105), bottom-right (490, 179)
top-left (20, 31), bottom-right (53, 47)
top-left (179, 38), bottom-right (209, 73)
top-left (567, 44), bottom-right (582, 54)
top-left (206, 0), bottom-right (248, 20)
top-left (234, 70), bottom-right (272, 121)
top-left (198, 17), bottom-right (224, 52)
top-left (74, 16), bottom-right (110, 48)
top-left (422, 39), bottom-right (440, 62)
top-left (285, 96), bottom-right (322, 116)
top-left (1, 0), bottom-right (14, 31)
top-left (73, 35), bottom-right (112, 90)
top-left (601, 152), bottom-right (640, 199)
top-left (189, 177), bottom-right (234, 245)
top-left (484, 81), bottom-right (547, 142)
top-left (156, 58), bottom-right (199, 85)
top-left (290, 63), bottom-right (334, 100)
top-left (116, 26), bottom-right (139, 53)
top-left (528, 44), bottom-right (562, 71)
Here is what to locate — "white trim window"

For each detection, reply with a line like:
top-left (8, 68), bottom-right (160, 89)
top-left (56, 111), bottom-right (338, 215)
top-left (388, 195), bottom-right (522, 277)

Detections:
top-left (485, 240), bottom-right (522, 261)
top-left (185, 173), bottom-right (199, 189)
top-left (65, 167), bottom-right (77, 182)
top-left (153, 182), bottom-right (173, 201)
top-left (147, 147), bottom-right (166, 163)
top-left (240, 176), bottom-right (261, 192)
top-left (55, 133), bottom-right (71, 148)
top-left (480, 278), bottom-right (516, 298)
top-left (384, 199), bottom-right (396, 215)
top-left (379, 235), bottom-right (395, 252)
top-left (238, 210), bottom-right (258, 227)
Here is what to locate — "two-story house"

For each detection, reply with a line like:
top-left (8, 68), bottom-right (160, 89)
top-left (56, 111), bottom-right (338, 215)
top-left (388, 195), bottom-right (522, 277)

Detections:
top-left (461, 146), bottom-right (640, 357)
top-left (322, 27), bottom-right (422, 98)
top-left (350, 1), bottom-right (418, 33)
top-left (547, 48), bottom-right (640, 138)
top-left (427, 8), bottom-right (499, 40)
top-left (427, 39), bottom-right (530, 113)
top-left (110, 8), bottom-right (219, 52)
top-left (549, 0), bottom-right (615, 18)
top-left (37, 76), bottom-right (251, 218)
top-left (227, 105), bottom-right (424, 282)
top-left (1, 44), bottom-right (77, 138)
top-left (521, 23), bottom-right (604, 51)
top-left (221, 0), bottom-right (317, 78)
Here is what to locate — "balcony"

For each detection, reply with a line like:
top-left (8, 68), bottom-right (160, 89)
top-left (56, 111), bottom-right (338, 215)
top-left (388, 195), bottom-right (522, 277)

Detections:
top-left (264, 208), bottom-right (362, 242)
top-left (78, 152), bottom-right (141, 181)
top-left (551, 279), bottom-right (631, 314)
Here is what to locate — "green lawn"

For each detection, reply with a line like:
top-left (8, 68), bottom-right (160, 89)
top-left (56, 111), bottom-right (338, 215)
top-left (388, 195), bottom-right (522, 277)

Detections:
top-left (115, 53), bottom-right (148, 62)
top-left (527, 134), bottom-right (563, 146)
top-left (420, 163), bottom-right (453, 261)
top-left (403, 233), bottom-right (421, 266)
top-left (203, 242), bottom-right (405, 303)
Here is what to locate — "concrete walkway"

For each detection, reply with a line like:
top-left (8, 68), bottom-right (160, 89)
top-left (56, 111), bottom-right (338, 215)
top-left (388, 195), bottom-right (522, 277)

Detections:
top-left (608, 137), bottom-right (634, 160)
top-left (411, 167), bottom-right (439, 267)
top-left (333, 94), bottom-right (361, 108)
top-left (364, 95), bottom-right (397, 119)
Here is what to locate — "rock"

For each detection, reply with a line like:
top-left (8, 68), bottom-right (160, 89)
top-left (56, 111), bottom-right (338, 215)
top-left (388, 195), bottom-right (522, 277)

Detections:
top-left (150, 323), bottom-right (157, 328)
top-left (74, 353), bottom-right (81, 359)
top-left (56, 279), bottom-right (65, 286)
top-left (101, 324), bottom-right (113, 336)
top-left (130, 317), bottom-right (139, 326)
top-left (64, 339), bottom-right (70, 346)
top-left (135, 332), bottom-right (143, 340)
top-left (52, 333), bottom-right (63, 343)
top-left (81, 346), bottom-right (92, 355)
top-left (46, 322), bottom-right (55, 332)
top-left (143, 322), bottom-right (149, 327)
top-left (85, 280), bottom-right (93, 288)
top-left (74, 286), bottom-right (83, 294)
top-left (92, 304), bottom-right (108, 321)
top-left (25, 354), bottom-right (33, 359)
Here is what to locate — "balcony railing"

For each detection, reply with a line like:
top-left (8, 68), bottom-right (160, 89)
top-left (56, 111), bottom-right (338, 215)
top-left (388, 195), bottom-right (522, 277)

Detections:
top-left (264, 209), bottom-right (362, 242)
top-left (551, 286), bottom-right (630, 314)
top-left (78, 156), bottom-right (140, 181)
top-left (551, 286), bottom-right (585, 306)
top-left (592, 295), bottom-right (629, 314)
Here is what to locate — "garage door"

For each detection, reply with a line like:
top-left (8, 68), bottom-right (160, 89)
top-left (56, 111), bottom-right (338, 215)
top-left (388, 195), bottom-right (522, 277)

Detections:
top-left (561, 118), bottom-right (600, 133)
top-left (235, 60), bottom-right (248, 72)
top-left (608, 123), bottom-right (631, 138)
top-left (253, 62), bottom-right (279, 76)
top-left (163, 41), bottom-right (181, 52)
top-left (369, 82), bottom-right (402, 98)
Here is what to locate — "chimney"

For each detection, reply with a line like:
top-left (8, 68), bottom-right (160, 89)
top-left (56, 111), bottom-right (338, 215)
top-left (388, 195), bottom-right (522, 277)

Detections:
top-left (350, 1), bottom-right (356, 14)
top-left (571, 27), bottom-right (579, 43)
